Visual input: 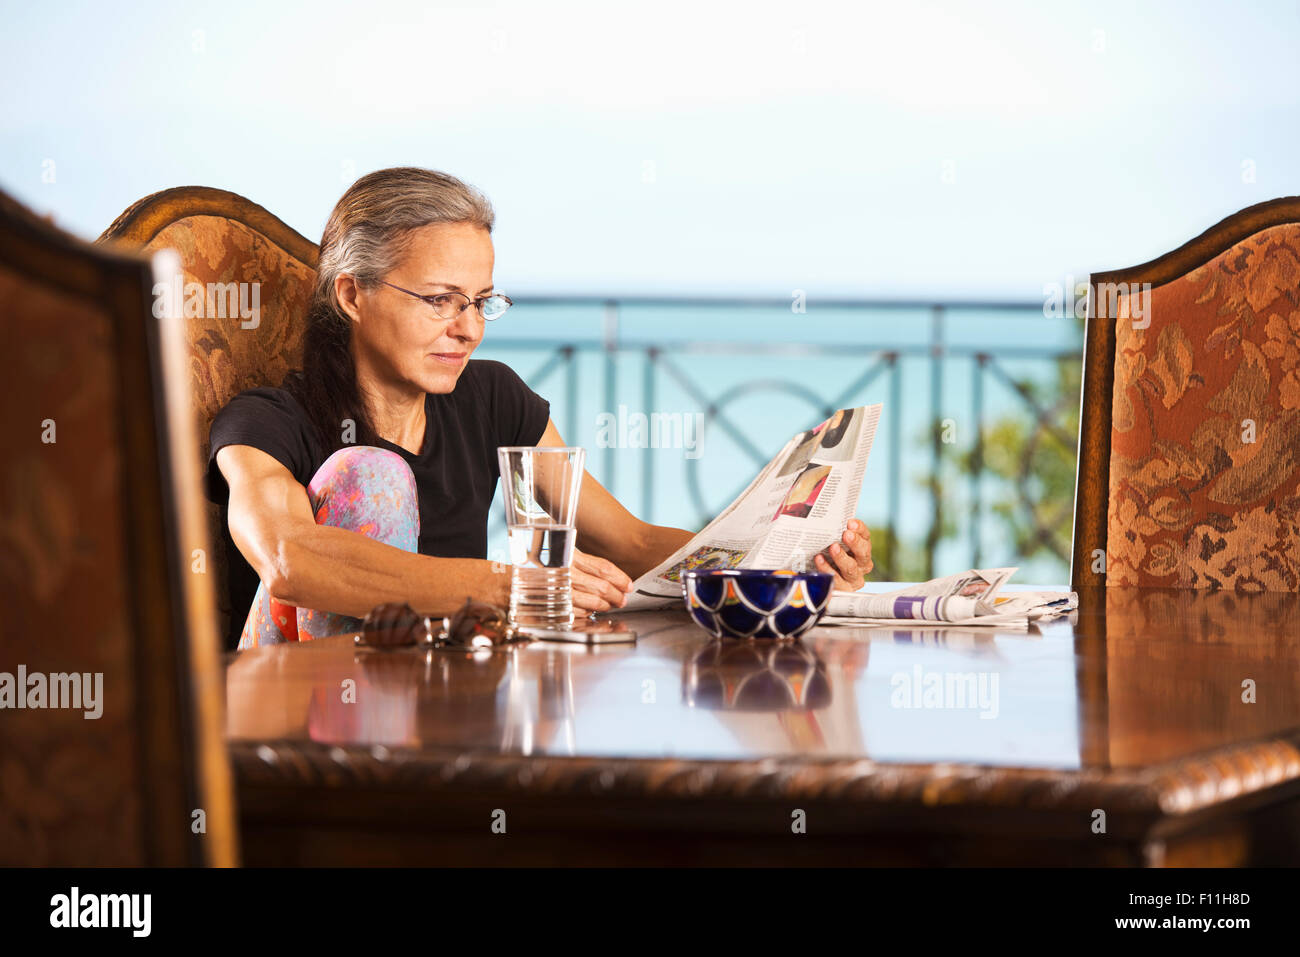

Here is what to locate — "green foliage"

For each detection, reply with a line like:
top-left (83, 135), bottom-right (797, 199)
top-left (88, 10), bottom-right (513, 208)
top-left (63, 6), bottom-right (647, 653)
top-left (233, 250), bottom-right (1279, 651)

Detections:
top-left (951, 343), bottom-right (1082, 576)
top-left (896, 327), bottom-right (1083, 580)
top-left (868, 524), bottom-right (933, 583)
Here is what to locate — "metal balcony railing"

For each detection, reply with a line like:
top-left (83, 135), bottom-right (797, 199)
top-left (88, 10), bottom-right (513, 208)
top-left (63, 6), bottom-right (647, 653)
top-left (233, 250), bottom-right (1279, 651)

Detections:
top-left (477, 296), bottom-right (1082, 583)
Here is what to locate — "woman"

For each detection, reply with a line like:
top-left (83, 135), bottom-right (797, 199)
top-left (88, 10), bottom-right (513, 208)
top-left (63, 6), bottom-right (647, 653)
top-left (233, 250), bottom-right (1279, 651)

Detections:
top-left (206, 167), bottom-right (874, 649)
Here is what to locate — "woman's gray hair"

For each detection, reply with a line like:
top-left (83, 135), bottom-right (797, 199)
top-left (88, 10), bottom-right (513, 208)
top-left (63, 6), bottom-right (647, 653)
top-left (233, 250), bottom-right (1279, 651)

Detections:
top-left (285, 167), bottom-right (496, 457)
top-left (314, 166), bottom-right (495, 315)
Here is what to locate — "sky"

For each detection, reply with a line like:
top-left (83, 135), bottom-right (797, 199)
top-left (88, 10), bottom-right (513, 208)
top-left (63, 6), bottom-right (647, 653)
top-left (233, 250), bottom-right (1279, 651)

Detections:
top-left (3, 0), bottom-right (1298, 301)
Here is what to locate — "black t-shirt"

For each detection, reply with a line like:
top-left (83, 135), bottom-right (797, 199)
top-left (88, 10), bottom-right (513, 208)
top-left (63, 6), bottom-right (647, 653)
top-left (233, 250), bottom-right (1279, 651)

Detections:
top-left (204, 359), bottom-right (550, 647)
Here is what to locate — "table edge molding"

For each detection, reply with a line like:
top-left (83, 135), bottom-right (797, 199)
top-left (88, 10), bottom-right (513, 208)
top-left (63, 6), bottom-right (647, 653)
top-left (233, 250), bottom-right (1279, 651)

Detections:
top-left (229, 733), bottom-right (1300, 818)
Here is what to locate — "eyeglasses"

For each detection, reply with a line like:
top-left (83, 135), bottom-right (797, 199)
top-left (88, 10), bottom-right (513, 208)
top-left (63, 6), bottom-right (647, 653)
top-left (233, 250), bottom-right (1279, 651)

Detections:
top-left (376, 280), bottom-right (513, 321)
top-left (355, 597), bottom-right (525, 650)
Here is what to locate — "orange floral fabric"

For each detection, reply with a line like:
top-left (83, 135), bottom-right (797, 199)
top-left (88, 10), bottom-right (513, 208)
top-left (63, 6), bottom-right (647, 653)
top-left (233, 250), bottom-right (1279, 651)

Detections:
top-left (143, 215), bottom-right (314, 635)
top-left (1107, 223), bottom-right (1300, 591)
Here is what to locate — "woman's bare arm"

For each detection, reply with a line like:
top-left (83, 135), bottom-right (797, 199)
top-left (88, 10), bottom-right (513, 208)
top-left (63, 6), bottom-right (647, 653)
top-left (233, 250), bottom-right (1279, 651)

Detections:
top-left (535, 419), bottom-right (695, 609)
top-left (217, 444), bottom-right (509, 618)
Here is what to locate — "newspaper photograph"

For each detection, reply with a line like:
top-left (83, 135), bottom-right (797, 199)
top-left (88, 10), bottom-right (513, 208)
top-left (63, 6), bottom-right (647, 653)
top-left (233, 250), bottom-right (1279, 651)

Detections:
top-left (615, 404), bottom-right (882, 611)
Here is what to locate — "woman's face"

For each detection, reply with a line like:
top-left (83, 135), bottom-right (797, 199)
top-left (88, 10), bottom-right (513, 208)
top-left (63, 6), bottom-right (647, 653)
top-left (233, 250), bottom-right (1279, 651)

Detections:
top-left (345, 221), bottom-right (496, 396)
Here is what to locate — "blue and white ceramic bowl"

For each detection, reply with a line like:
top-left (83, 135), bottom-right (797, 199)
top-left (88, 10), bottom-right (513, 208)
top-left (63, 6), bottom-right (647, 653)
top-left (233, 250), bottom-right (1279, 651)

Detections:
top-left (681, 568), bottom-right (833, 640)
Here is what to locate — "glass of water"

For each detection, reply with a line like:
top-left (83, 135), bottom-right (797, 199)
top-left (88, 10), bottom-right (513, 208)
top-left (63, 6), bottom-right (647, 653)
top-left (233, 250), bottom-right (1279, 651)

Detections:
top-left (496, 446), bottom-right (586, 628)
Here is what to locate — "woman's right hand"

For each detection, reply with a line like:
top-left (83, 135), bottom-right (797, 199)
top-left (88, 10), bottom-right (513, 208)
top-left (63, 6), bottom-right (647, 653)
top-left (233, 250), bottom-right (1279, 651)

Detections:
top-left (570, 547), bottom-right (633, 614)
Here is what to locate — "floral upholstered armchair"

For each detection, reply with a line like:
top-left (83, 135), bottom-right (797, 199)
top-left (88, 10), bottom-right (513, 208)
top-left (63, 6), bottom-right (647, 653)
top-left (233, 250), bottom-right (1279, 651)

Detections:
top-left (1, 189), bottom-right (234, 863)
top-left (1073, 198), bottom-right (1300, 591)
top-left (99, 188), bottom-right (319, 641)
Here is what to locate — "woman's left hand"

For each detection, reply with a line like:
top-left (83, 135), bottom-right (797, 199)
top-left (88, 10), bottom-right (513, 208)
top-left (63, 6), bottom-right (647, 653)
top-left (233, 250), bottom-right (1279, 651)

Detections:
top-left (813, 518), bottom-right (873, 591)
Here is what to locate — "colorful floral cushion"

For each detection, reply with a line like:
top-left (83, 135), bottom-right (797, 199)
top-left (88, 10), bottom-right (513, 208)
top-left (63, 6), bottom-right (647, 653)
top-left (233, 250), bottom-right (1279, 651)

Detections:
top-left (1107, 223), bottom-right (1300, 591)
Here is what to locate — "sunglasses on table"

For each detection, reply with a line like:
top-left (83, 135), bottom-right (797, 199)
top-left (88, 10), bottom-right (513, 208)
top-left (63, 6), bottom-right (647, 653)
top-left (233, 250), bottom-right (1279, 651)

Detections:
top-left (356, 597), bottom-right (525, 651)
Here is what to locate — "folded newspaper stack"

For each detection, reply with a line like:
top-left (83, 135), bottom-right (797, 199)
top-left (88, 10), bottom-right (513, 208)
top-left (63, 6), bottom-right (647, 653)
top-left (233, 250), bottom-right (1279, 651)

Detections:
top-left (821, 567), bottom-right (1077, 632)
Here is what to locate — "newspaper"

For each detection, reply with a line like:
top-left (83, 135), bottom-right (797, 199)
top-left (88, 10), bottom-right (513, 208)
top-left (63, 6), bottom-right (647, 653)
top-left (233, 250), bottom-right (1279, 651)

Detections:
top-left (615, 404), bottom-right (883, 611)
top-left (822, 567), bottom-right (1077, 630)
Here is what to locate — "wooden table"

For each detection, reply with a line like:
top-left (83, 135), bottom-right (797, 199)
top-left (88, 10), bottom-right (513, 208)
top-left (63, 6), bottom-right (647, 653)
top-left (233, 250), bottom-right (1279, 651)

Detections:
top-left (223, 586), bottom-right (1300, 866)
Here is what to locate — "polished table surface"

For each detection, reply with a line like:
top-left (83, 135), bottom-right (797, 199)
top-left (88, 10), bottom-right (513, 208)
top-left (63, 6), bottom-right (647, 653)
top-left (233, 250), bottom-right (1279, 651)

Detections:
top-left (223, 585), bottom-right (1300, 865)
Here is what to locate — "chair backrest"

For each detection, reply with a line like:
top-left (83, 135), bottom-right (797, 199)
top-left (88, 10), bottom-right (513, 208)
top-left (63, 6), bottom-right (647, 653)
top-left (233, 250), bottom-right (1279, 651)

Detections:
top-left (0, 190), bottom-right (236, 864)
top-left (1073, 197), bottom-right (1300, 591)
top-left (100, 187), bottom-right (319, 642)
